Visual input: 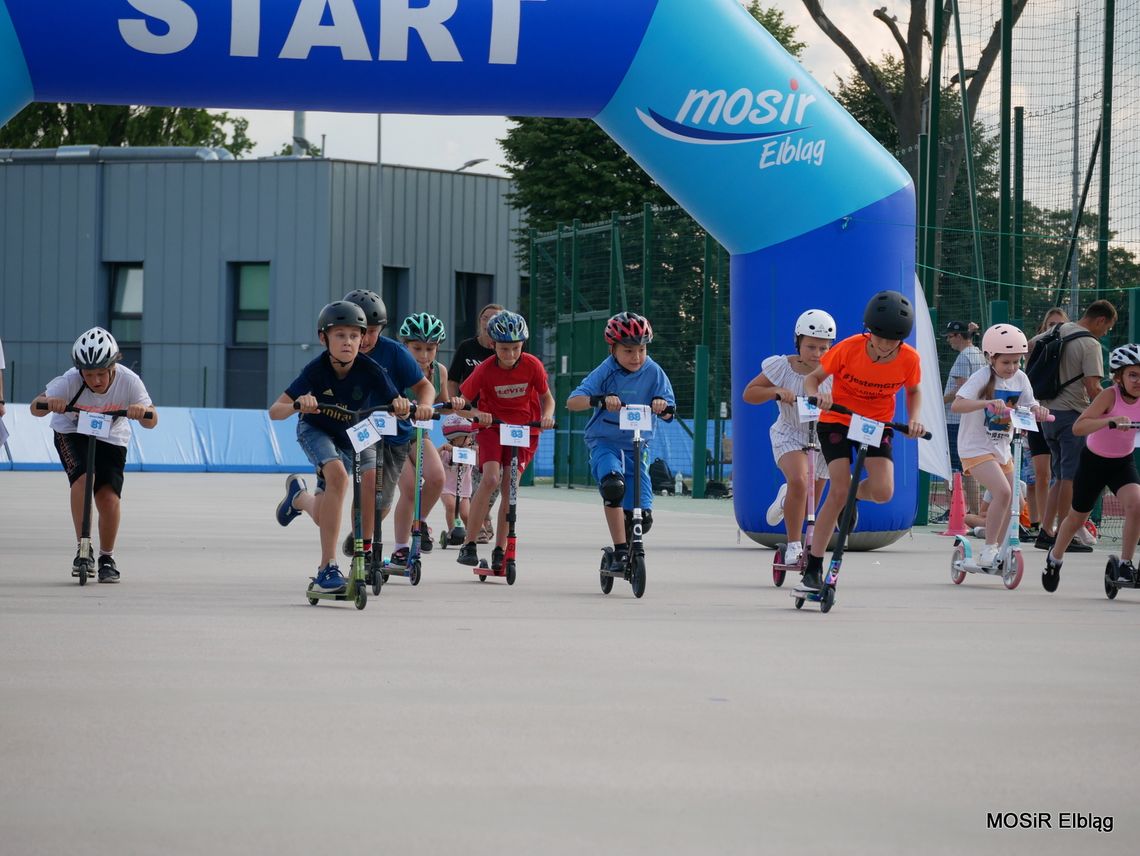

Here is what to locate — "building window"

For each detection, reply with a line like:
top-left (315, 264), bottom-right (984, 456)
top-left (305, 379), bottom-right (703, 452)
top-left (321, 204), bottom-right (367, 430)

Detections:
top-left (382, 267), bottom-right (409, 338)
top-left (454, 272), bottom-right (494, 342)
top-left (109, 264), bottom-right (143, 372)
top-left (233, 263), bottom-right (270, 345)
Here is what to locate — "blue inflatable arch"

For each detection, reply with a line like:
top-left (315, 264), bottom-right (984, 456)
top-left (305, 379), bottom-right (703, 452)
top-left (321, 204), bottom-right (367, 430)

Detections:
top-left (0, 0), bottom-right (917, 543)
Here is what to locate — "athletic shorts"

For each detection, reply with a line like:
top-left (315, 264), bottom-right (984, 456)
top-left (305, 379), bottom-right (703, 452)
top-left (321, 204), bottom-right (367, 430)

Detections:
top-left (296, 421), bottom-right (410, 512)
top-left (961, 453), bottom-right (1014, 477)
top-left (818, 422), bottom-right (895, 464)
top-left (1071, 447), bottom-right (1140, 514)
top-left (1027, 426), bottom-right (1050, 458)
top-left (476, 427), bottom-right (537, 474)
top-left (946, 423), bottom-right (963, 472)
top-left (53, 431), bottom-right (127, 497)
top-left (589, 442), bottom-right (653, 511)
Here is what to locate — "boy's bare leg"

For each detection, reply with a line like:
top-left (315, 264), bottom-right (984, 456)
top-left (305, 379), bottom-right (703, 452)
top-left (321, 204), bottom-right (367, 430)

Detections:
top-left (464, 462), bottom-right (502, 544)
top-left (94, 488), bottom-right (121, 552)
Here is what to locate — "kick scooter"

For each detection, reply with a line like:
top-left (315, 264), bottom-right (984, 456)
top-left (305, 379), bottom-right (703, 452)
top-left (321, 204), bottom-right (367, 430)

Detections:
top-left (951, 406), bottom-right (1052, 591)
top-left (381, 412), bottom-right (442, 586)
top-left (439, 445), bottom-right (473, 550)
top-left (598, 402), bottom-right (675, 599)
top-left (36, 401), bottom-right (153, 585)
top-left (792, 400), bottom-right (931, 613)
top-left (474, 419), bottom-right (552, 585)
top-left (771, 417), bottom-right (821, 588)
top-left (1103, 554), bottom-right (1140, 600)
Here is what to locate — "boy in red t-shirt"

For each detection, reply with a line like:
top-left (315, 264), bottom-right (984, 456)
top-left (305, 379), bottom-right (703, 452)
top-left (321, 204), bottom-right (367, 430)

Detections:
top-left (801, 290), bottom-right (926, 589)
top-left (454, 310), bottom-right (555, 569)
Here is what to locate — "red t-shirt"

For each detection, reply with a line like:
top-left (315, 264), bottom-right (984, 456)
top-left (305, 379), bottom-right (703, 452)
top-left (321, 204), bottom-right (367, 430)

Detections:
top-left (461, 352), bottom-right (549, 427)
top-left (819, 334), bottom-right (921, 426)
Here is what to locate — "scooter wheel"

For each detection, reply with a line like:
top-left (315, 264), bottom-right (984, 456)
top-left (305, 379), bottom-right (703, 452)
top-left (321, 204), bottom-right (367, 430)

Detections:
top-left (78, 561), bottom-right (89, 587)
top-left (478, 575), bottom-right (487, 582)
top-left (819, 585), bottom-right (835, 614)
top-left (794, 596), bottom-right (804, 610)
top-left (772, 547), bottom-right (786, 588)
top-left (1003, 551), bottom-right (1024, 590)
top-left (380, 572), bottom-right (389, 583)
top-left (506, 560), bottom-right (517, 586)
top-left (307, 582), bottom-right (319, 606)
top-left (354, 580), bottom-right (367, 610)
top-left (600, 571), bottom-right (613, 594)
top-left (1105, 557), bottom-right (1120, 600)
top-left (950, 542), bottom-right (967, 585)
top-left (410, 560), bottom-right (422, 586)
top-left (370, 570), bottom-right (382, 596)
top-left (1105, 575), bottom-right (1119, 599)
top-left (630, 555), bottom-right (646, 599)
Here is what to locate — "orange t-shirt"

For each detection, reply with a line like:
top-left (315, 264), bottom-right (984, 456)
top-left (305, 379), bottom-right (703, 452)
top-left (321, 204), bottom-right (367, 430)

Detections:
top-left (818, 334), bottom-right (922, 426)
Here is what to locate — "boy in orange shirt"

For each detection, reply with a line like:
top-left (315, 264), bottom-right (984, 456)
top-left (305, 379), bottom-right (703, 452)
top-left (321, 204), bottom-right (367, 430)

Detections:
top-left (802, 290), bottom-right (926, 589)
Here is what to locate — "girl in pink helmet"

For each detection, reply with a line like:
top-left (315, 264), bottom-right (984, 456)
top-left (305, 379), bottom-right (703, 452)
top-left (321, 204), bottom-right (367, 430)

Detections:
top-left (951, 323), bottom-right (1050, 568)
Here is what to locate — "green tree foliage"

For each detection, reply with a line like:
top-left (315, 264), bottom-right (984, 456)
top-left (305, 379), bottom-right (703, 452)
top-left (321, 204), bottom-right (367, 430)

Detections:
top-left (0, 104), bottom-right (254, 157)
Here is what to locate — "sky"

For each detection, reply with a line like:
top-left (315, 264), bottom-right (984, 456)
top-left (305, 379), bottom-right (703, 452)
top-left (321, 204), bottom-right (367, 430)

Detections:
top-left (229, 2), bottom-right (903, 175)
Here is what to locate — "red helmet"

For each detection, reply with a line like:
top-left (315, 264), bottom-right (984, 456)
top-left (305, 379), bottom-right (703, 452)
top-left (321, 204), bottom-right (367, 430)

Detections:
top-left (604, 312), bottom-right (654, 346)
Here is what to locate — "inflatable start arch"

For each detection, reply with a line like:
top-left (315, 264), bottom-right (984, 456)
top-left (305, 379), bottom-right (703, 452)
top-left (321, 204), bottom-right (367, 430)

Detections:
top-left (0, 0), bottom-right (917, 543)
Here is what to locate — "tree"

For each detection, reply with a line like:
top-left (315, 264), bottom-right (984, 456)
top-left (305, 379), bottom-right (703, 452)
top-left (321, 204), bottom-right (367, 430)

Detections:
top-left (0, 104), bottom-right (254, 157)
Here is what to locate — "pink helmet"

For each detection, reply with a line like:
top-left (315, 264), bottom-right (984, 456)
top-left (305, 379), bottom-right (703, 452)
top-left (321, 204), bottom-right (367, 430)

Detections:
top-left (982, 323), bottom-right (1028, 357)
top-left (442, 414), bottom-right (475, 439)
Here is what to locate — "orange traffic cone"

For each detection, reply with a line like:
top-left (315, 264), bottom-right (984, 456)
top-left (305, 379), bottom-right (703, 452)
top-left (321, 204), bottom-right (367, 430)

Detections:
top-left (940, 472), bottom-right (969, 536)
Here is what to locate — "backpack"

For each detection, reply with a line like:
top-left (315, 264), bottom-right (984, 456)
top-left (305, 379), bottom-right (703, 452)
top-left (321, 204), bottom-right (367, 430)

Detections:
top-left (1024, 325), bottom-right (1095, 401)
top-left (649, 457), bottom-right (675, 494)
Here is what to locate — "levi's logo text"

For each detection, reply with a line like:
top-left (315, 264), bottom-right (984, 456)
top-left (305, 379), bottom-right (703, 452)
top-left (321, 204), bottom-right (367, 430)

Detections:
top-left (494, 383), bottom-right (528, 400)
top-left (637, 79), bottom-right (826, 171)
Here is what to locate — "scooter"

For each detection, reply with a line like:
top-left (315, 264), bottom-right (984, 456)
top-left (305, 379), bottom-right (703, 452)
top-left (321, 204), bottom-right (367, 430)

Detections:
top-left (439, 443), bottom-right (474, 550)
top-left (772, 418), bottom-right (821, 588)
top-left (474, 419), bottom-right (552, 585)
top-left (598, 403), bottom-right (675, 599)
top-left (36, 401), bottom-right (153, 585)
top-left (951, 406), bottom-right (1053, 590)
top-left (792, 400), bottom-right (931, 613)
top-left (380, 412), bottom-right (442, 586)
top-left (1104, 554), bottom-right (1140, 600)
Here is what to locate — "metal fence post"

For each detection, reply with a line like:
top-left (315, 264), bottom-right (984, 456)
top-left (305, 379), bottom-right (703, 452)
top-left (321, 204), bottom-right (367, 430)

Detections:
top-left (692, 345), bottom-right (709, 499)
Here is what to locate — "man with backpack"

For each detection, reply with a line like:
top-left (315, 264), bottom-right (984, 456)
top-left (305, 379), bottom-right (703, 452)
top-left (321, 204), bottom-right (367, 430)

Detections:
top-left (1026, 300), bottom-right (1117, 551)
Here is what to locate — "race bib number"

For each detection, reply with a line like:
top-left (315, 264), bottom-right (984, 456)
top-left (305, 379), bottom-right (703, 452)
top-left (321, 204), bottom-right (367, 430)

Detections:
top-left (348, 418), bottom-right (381, 453)
top-left (77, 410), bottom-right (112, 439)
top-left (453, 447), bottom-right (476, 466)
top-left (1009, 409), bottom-right (1038, 432)
top-left (796, 396), bottom-right (821, 423)
top-left (370, 413), bottom-right (398, 437)
top-left (500, 423), bottom-right (530, 448)
top-left (619, 405), bottom-right (652, 431)
top-left (846, 414), bottom-right (885, 448)
top-left (413, 419), bottom-right (435, 430)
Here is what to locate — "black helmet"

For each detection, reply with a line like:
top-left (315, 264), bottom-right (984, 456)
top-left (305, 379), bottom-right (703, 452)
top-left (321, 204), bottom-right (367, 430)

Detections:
top-left (317, 301), bottom-right (368, 336)
top-left (863, 290), bottom-right (914, 340)
top-left (342, 289), bottom-right (387, 327)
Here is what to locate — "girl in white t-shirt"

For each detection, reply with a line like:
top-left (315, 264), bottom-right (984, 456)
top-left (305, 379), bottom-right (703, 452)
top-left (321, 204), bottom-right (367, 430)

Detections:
top-left (951, 324), bottom-right (1049, 568)
top-left (742, 309), bottom-right (836, 565)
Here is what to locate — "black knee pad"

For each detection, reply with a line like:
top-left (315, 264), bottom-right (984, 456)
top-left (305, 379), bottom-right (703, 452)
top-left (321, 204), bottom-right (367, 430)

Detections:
top-left (599, 472), bottom-right (626, 507)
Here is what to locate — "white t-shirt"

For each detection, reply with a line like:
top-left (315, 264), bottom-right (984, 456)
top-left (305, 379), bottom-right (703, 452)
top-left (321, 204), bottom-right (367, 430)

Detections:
top-left (955, 367), bottom-right (1037, 464)
top-left (45, 366), bottom-right (152, 448)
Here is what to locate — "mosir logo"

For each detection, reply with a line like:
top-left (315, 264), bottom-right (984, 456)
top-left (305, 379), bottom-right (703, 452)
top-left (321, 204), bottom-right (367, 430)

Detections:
top-left (637, 79), bottom-right (826, 170)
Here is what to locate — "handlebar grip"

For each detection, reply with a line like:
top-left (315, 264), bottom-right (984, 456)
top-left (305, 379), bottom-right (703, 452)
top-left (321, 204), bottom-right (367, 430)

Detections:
top-left (35, 401), bottom-right (47, 411)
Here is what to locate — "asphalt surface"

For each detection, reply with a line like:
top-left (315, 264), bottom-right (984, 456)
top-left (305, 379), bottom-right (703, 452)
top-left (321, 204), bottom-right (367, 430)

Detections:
top-left (1, 472), bottom-right (1137, 855)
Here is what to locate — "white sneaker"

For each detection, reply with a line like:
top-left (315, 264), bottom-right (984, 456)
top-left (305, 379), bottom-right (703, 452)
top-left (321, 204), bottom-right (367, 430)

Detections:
top-left (783, 541), bottom-right (803, 565)
top-left (1076, 523), bottom-right (1098, 546)
top-left (766, 484), bottom-right (788, 526)
top-left (970, 526), bottom-right (986, 538)
top-left (976, 544), bottom-right (1000, 568)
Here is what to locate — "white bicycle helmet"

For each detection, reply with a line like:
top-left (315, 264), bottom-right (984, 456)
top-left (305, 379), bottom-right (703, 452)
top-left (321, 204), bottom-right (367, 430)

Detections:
top-left (72, 327), bottom-right (121, 370)
top-left (981, 323), bottom-right (1028, 357)
top-left (1109, 344), bottom-right (1140, 371)
top-left (794, 309), bottom-right (837, 340)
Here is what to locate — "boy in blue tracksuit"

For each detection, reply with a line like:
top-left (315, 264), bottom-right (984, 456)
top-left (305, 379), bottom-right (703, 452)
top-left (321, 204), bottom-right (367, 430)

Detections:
top-left (566, 312), bottom-right (675, 570)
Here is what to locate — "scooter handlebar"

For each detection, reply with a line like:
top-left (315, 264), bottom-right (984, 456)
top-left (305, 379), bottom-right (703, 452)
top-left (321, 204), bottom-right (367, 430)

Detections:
top-left (35, 401), bottom-right (154, 419)
top-left (489, 419), bottom-right (558, 429)
top-left (805, 398), bottom-right (932, 441)
top-left (589, 396), bottom-right (675, 417)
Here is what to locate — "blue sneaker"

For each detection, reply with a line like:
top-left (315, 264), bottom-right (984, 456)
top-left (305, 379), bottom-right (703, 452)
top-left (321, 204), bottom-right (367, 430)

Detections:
top-left (313, 563), bottom-right (346, 593)
top-left (276, 474), bottom-right (307, 527)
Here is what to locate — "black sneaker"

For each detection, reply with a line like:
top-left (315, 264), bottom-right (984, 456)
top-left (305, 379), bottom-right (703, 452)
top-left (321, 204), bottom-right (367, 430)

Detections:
top-left (1066, 538), bottom-right (1093, 554)
top-left (607, 547), bottom-right (629, 573)
top-left (800, 565), bottom-right (823, 590)
top-left (416, 522), bottom-right (433, 553)
top-left (1117, 560), bottom-right (1137, 584)
top-left (1042, 550), bottom-right (1063, 593)
top-left (97, 555), bottom-right (120, 584)
top-left (71, 550), bottom-right (83, 577)
top-left (1034, 531), bottom-right (1055, 550)
top-left (457, 542), bottom-right (479, 566)
top-left (491, 546), bottom-right (505, 572)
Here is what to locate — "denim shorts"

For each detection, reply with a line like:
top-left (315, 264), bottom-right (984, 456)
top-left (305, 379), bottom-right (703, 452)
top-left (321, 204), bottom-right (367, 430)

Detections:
top-left (296, 420), bottom-right (353, 491)
top-left (1042, 409), bottom-right (1085, 481)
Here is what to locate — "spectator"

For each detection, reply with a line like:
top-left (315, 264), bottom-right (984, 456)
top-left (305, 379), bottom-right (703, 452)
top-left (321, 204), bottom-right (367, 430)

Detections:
top-left (1026, 307), bottom-right (1070, 532)
top-left (1029, 300), bottom-right (1116, 552)
top-left (942, 321), bottom-right (985, 513)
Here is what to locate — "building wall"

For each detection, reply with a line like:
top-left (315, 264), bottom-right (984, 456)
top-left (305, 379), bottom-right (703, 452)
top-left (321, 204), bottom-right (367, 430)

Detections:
top-left (0, 156), bottom-right (522, 406)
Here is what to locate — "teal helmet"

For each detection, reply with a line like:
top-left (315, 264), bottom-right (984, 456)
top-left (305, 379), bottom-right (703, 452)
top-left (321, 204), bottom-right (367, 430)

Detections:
top-left (399, 312), bottom-right (446, 343)
top-left (487, 310), bottom-right (529, 343)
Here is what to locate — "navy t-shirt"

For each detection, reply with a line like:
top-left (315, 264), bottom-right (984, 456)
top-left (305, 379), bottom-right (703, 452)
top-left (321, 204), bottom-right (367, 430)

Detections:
top-left (284, 345), bottom-right (420, 448)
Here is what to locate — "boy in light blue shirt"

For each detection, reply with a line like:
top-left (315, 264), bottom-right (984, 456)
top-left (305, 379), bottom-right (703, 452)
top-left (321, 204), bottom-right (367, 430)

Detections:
top-left (567, 312), bottom-right (675, 570)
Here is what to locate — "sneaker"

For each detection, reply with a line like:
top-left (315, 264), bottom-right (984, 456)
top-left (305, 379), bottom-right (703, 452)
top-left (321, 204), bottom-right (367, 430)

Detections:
top-left (930, 509), bottom-right (950, 524)
top-left (389, 547), bottom-right (410, 567)
top-left (1034, 530), bottom-right (1055, 550)
top-left (1043, 550), bottom-right (1063, 591)
top-left (71, 550), bottom-right (84, 577)
top-left (800, 565), bottom-right (823, 590)
top-left (491, 546), bottom-right (505, 572)
top-left (1066, 538), bottom-right (1093, 554)
top-left (1116, 560), bottom-right (1137, 584)
top-left (606, 547), bottom-right (629, 573)
top-left (97, 555), bottom-right (120, 584)
top-left (1076, 521), bottom-right (1098, 546)
top-left (765, 484), bottom-right (788, 526)
top-left (313, 563), bottom-right (347, 593)
top-left (970, 526), bottom-right (986, 539)
top-left (448, 525), bottom-right (467, 546)
top-left (276, 474), bottom-right (307, 527)
top-left (1018, 525), bottom-right (1033, 542)
top-left (457, 542), bottom-right (480, 566)
top-left (976, 544), bottom-right (1000, 568)
top-left (477, 521), bottom-right (494, 544)
top-left (415, 522), bottom-right (433, 553)
top-left (783, 542), bottom-right (803, 565)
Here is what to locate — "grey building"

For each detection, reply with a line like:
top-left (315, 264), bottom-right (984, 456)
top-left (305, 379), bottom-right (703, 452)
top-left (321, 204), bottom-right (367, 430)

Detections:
top-left (0, 147), bottom-right (523, 407)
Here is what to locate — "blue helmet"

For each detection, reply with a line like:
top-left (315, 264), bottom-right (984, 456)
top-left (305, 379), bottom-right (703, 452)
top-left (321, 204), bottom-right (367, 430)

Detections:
top-left (487, 310), bottom-right (529, 343)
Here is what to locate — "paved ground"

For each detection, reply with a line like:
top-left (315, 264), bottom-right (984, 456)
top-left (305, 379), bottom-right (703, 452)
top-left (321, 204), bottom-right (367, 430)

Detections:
top-left (1, 472), bottom-right (1137, 855)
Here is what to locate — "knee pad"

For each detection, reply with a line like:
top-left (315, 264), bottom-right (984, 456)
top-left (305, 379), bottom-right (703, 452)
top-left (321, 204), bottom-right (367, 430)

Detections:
top-left (600, 472), bottom-right (626, 507)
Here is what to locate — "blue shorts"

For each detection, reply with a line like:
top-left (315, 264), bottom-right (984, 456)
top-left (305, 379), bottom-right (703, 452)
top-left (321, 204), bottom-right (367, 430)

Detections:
top-left (589, 443), bottom-right (653, 511)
